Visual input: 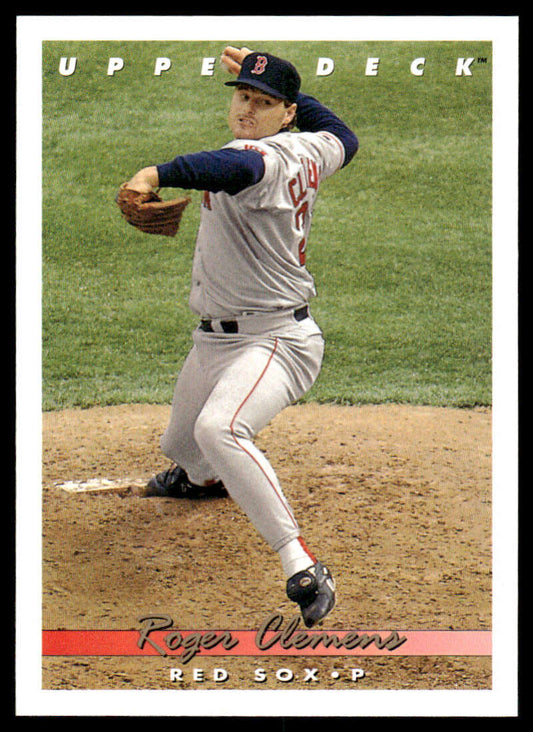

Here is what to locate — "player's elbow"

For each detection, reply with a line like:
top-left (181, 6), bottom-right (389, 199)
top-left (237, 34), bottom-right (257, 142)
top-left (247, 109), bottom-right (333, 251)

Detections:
top-left (341, 129), bottom-right (359, 167)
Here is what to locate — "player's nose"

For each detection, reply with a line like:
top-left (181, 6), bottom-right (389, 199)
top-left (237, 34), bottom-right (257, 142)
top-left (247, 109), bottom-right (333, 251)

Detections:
top-left (242, 98), bottom-right (256, 115)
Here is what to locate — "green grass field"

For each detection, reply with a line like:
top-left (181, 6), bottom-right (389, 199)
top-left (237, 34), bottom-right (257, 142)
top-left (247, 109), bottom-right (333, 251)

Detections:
top-left (42, 40), bottom-right (492, 410)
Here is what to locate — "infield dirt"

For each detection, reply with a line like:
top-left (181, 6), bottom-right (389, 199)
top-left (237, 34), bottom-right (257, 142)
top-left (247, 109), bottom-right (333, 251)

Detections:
top-left (41, 403), bottom-right (492, 691)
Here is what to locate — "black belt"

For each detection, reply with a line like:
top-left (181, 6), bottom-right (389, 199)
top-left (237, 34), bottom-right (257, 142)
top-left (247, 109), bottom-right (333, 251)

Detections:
top-left (200, 305), bottom-right (309, 334)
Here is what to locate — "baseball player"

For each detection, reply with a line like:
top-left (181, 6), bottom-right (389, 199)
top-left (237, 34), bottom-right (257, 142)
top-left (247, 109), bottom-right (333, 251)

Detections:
top-left (123, 47), bottom-right (358, 627)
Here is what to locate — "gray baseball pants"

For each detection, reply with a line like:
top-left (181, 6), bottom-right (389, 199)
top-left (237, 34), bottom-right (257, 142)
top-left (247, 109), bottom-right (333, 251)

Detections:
top-left (159, 309), bottom-right (324, 552)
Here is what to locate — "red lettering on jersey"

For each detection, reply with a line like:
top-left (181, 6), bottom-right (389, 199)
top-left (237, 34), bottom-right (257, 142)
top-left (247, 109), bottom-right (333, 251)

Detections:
top-left (287, 157), bottom-right (321, 266)
top-left (298, 237), bottom-right (307, 266)
top-left (295, 201), bottom-right (309, 266)
top-left (288, 171), bottom-right (306, 207)
top-left (306, 158), bottom-right (319, 190)
top-left (288, 157), bottom-right (320, 206)
top-left (244, 144), bottom-right (267, 156)
top-left (295, 200), bottom-right (309, 231)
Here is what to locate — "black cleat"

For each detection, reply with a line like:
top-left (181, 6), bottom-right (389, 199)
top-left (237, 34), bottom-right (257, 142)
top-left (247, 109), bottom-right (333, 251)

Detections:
top-left (144, 464), bottom-right (227, 499)
top-left (286, 561), bottom-right (336, 628)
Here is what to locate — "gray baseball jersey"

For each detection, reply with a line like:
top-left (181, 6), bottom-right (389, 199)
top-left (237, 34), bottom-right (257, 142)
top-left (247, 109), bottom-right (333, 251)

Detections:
top-left (189, 130), bottom-right (346, 319)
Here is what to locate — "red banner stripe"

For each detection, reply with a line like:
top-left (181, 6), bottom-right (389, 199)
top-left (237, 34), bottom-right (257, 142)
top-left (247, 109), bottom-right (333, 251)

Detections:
top-left (42, 630), bottom-right (491, 658)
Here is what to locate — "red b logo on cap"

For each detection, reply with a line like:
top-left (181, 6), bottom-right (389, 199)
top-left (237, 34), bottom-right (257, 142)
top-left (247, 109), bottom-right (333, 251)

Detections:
top-left (251, 55), bottom-right (268, 75)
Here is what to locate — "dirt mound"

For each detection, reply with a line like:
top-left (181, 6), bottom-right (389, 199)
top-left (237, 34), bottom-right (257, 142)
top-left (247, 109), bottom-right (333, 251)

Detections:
top-left (41, 403), bottom-right (491, 690)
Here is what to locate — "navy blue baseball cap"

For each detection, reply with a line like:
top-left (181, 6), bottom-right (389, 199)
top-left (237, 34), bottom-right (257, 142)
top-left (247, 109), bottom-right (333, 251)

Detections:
top-left (225, 51), bottom-right (301, 104)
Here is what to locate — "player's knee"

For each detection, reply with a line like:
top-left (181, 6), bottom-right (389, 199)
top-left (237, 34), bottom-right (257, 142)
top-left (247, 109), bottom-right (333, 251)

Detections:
top-left (194, 412), bottom-right (232, 455)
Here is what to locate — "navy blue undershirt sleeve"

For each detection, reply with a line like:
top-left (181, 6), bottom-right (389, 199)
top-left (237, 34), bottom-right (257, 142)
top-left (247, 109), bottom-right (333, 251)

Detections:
top-left (157, 148), bottom-right (265, 195)
top-left (295, 92), bottom-right (359, 167)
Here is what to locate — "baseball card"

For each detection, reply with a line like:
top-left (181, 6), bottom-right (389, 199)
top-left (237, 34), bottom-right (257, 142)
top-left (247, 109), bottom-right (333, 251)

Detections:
top-left (16, 14), bottom-right (519, 718)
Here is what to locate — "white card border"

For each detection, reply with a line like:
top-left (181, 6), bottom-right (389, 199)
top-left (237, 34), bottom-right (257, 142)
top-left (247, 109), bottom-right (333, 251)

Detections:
top-left (16, 14), bottom-right (519, 718)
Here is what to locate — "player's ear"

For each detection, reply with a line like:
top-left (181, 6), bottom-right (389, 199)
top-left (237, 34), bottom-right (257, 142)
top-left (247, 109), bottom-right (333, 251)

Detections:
top-left (285, 102), bottom-right (297, 126)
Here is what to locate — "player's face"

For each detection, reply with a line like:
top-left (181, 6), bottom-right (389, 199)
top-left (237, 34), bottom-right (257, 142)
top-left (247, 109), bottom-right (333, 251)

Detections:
top-left (228, 86), bottom-right (297, 140)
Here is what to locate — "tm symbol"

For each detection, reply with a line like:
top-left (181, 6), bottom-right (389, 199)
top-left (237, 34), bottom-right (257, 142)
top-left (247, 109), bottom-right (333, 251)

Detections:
top-left (477, 57), bottom-right (488, 64)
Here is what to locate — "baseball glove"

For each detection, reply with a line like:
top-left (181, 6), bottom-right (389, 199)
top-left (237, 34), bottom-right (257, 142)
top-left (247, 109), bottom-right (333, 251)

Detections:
top-left (115, 184), bottom-right (191, 237)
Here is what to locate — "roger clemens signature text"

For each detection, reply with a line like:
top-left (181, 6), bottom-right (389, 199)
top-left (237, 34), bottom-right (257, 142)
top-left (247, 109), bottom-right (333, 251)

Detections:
top-left (136, 613), bottom-right (408, 663)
